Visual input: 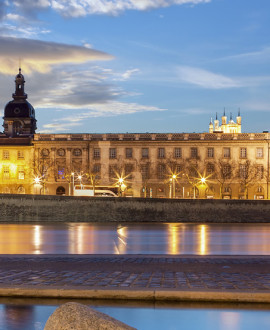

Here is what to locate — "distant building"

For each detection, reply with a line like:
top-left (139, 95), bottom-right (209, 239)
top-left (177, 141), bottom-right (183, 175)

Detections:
top-left (0, 69), bottom-right (269, 199)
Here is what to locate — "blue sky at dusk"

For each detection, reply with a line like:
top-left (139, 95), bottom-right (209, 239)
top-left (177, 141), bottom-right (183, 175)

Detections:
top-left (0, 0), bottom-right (269, 133)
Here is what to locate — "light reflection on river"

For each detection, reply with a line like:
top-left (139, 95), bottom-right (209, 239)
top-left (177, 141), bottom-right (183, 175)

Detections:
top-left (0, 222), bottom-right (269, 254)
top-left (1, 300), bottom-right (270, 330)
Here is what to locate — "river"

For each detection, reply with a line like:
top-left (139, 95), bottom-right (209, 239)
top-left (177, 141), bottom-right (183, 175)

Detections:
top-left (0, 222), bottom-right (269, 255)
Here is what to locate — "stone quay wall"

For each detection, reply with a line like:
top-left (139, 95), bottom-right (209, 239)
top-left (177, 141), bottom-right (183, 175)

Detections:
top-left (0, 194), bottom-right (270, 223)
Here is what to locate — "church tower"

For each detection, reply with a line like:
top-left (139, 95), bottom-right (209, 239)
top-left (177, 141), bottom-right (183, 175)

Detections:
top-left (3, 68), bottom-right (37, 137)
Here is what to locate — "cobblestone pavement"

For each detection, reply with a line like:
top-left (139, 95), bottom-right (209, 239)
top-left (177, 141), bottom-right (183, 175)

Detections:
top-left (0, 255), bottom-right (269, 293)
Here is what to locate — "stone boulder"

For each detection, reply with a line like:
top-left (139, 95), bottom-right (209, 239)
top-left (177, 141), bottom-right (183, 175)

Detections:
top-left (44, 302), bottom-right (136, 330)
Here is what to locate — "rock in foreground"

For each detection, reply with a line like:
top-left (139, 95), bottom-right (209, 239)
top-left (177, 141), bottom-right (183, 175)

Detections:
top-left (44, 302), bottom-right (136, 330)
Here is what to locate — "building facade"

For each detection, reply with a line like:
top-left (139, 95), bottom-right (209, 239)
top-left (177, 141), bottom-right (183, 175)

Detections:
top-left (1, 70), bottom-right (269, 199)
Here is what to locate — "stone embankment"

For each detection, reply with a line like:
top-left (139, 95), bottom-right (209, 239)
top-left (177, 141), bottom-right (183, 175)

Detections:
top-left (0, 194), bottom-right (270, 222)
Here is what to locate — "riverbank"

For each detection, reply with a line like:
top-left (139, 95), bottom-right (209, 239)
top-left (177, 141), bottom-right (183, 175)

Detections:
top-left (0, 255), bottom-right (270, 303)
top-left (0, 194), bottom-right (270, 222)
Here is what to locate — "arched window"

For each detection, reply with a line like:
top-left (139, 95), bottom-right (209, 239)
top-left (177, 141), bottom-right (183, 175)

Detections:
top-left (56, 186), bottom-right (65, 196)
top-left (17, 186), bottom-right (25, 194)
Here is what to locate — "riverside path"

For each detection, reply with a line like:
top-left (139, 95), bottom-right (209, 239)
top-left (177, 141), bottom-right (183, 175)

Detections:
top-left (0, 255), bottom-right (270, 303)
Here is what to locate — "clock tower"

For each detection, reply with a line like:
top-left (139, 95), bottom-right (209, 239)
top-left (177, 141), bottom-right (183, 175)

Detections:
top-left (3, 68), bottom-right (37, 137)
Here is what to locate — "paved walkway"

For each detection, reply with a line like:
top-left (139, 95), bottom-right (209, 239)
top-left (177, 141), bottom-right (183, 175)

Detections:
top-left (0, 255), bottom-right (270, 303)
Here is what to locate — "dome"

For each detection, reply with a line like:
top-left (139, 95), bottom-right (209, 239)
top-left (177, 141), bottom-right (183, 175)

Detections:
top-left (4, 100), bottom-right (35, 119)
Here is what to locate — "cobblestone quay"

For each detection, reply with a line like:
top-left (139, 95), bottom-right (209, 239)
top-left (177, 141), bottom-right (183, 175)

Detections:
top-left (0, 255), bottom-right (270, 303)
top-left (0, 194), bottom-right (270, 222)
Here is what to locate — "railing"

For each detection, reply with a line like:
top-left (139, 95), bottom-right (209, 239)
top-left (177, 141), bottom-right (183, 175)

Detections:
top-left (33, 132), bottom-right (270, 142)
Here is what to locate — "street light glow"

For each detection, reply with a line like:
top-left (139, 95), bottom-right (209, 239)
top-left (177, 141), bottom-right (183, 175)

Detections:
top-left (201, 177), bottom-right (206, 184)
top-left (34, 176), bottom-right (40, 184)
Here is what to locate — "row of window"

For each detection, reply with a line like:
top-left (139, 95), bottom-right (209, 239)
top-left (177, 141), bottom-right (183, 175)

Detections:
top-left (96, 147), bottom-right (264, 160)
top-left (39, 146), bottom-right (265, 160)
top-left (2, 166), bottom-right (25, 180)
top-left (2, 150), bottom-right (24, 160)
top-left (57, 162), bottom-right (265, 180)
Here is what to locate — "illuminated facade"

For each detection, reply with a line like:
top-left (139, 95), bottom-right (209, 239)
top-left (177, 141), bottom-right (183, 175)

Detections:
top-left (1, 70), bottom-right (270, 199)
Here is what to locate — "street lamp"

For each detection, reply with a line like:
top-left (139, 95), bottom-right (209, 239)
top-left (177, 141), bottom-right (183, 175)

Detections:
top-left (33, 176), bottom-right (41, 194)
top-left (117, 177), bottom-right (126, 197)
top-left (172, 174), bottom-right (176, 198)
top-left (78, 175), bottom-right (83, 190)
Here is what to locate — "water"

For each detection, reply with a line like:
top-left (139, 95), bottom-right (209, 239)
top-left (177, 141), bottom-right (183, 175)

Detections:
top-left (0, 222), bottom-right (269, 255)
top-left (1, 222), bottom-right (270, 329)
top-left (1, 299), bottom-right (270, 330)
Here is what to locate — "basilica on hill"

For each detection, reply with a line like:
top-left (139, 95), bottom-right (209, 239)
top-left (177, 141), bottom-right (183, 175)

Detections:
top-left (0, 69), bottom-right (269, 199)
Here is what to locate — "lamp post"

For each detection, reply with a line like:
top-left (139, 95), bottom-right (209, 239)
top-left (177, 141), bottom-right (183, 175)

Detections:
top-left (78, 175), bottom-right (83, 190)
top-left (34, 176), bottom-right (41, 195)
top-left (172, 174), bottom-right (176, 198)
top-left (118, 177), bottom-right (126, 197)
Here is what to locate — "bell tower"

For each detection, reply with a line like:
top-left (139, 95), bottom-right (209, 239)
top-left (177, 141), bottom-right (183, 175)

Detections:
top-left (3, 68), bottom-right (37, 137)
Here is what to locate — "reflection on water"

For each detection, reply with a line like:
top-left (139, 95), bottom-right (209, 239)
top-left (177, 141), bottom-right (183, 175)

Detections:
top-left (0, 222), bottom-right (270, 255)
top-left (1, 300), bottom-right (270, 330)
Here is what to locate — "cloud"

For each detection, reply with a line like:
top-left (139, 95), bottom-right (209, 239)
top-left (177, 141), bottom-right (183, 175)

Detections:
top-left (1, 0), bottom-right (211, 20)
top-left (39, 101), bottom-right (166, 133)
top-left (177, 66), bottom-right (243, 89)
top-left (0, 36), bottom-right (113, 74)
top-left (217, 47), bottom-right (270, 64)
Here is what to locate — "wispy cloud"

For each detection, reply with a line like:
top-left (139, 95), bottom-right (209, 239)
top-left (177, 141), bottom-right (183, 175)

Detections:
top-left (1, 0), bottom-right (211, 20)
top-left (177, 66), bottom-right (243, 89)
top-left (39, 102), bottom-right (166, 133)
top-left (216, 47), bottom-right (270, 63)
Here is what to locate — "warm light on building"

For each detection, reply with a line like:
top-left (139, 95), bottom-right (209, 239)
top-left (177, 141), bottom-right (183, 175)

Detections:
top-left (0, 69), bottom-right (269, 199)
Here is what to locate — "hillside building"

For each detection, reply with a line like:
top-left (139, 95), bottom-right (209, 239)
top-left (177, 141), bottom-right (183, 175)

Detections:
top-left (0, 69), bottom-right (269, 199)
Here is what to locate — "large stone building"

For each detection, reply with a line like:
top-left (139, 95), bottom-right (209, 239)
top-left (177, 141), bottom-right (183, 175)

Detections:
top-left (1, 69), bottom-right (269, 199)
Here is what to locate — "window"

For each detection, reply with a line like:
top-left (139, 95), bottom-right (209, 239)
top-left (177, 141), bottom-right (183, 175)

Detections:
top-left (109, 165), bottom-right (117, 178)
top-left (125, 164), bottom-right (134, 178)
top-left (174, 148), bottom-right (182, 158)
top-left (223, 148), bottom-right (230, 158)
top-left (92, 164), bottom-right (101, 179)
top-left (93, 148), bottom-right (100, 159)
top-left (239, 164), bottom-right (247, 179)
top-left (256, 148), bottom-right (263, 158)
top-left (3, 166), bottom-right (9, 180)
top-left (3, 150), bottom-right (9, 160)
top-left (142, 148), bottom-right (149, 158)
top-left (190, 147), bottom-right (198, 159)
top-left (176, 164), bottom-right (183, 173)
top-left (207, 148), bottom-right (214, 158)
top-left (240, 147), bottom-right (247, 159)
top-left (58, 166), bottom-right (65, 179)
top-left (73, 148), bottom-right (82, 157)
top-left (189, 166), bottom-right (197, 178)
top-left (224, 186), bottom-right (231, 193)
top-left (141, 164), bottom-right (150, 180)
top-left (18, 166), bottom-right (25, 180)
top-left (125, 148), bottom-right (133, 159)
top-left (109, 148), bottom-right (117, 159)
top-left (223, 164), bottom-right (231, 179)
top-left (93, 164), bottom-right (101, 173)
top-left (17, 150), bottom-right (24, 159)
top-left (206, 163), bottom-right (215, 176)
top-left (42, 165), bottom-right (49, 179)
top-left (57, 149), bottom-right (65, 157)
top-left (158, 148), bottom-right (165, 159)
top-left (257, 186), bottom-right (263, 193)
top-left (256, 165), bottom-right (264, 180)
top-left (157, 164), bottom-right (166, 179)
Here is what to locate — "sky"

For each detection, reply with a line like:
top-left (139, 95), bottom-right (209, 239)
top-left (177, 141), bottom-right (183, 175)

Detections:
top-left (0, 0), bottom-right (270, 134)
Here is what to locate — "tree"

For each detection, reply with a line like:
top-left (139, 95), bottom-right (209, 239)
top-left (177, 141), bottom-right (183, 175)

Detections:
top-left (214, 160), bottom-right (236, 199)
top-left (237, 160), bottom-right (261, 199)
